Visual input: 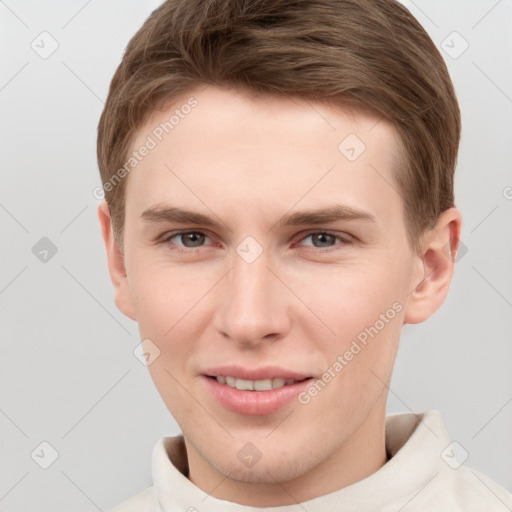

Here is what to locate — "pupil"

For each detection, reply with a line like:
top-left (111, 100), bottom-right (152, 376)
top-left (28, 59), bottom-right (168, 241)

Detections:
top-left (183, 232), bottom-right (204, 247)
top-left (313, 233), bottom-right (334, 247)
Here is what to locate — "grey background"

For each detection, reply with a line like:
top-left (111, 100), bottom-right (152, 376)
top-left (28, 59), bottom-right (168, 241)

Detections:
top-left (1, 0), bottom-right (511, 510)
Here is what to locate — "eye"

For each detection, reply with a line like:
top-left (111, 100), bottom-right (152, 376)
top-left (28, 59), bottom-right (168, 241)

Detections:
top-left (297, 230), bottom-right (352, 250)
top-left (161, 230), bottom-right (212, 250)
top-left (157, 229), bottom-right (353, 253)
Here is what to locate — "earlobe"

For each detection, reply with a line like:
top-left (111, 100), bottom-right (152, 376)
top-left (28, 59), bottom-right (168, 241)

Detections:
top-left (403, 208), bottom-right (462, 325)
top-left (97, 202), bottom-right (137, 321)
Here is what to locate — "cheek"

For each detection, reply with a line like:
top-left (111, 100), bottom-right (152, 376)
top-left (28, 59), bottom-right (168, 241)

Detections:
top-left (302, 260), bottom-right (407, 338)
top-left (132, 269), bottom-right (204, 417)
top-left (301, 262), bottom-right (406, 395)
top-left (128, 262), bottom-right (216, 391)
top-left (128, 258), bottom-right (203, 338)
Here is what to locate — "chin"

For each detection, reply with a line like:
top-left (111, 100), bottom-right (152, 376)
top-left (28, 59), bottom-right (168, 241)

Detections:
top-left (208, 445), bottom-right (320, 485)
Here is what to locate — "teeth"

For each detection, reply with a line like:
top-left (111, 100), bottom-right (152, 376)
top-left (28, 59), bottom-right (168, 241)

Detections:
top-left (215, 376), bottom-right (297, 391)
top-left (235, 379), bottom-right (253, 391)
top-left (272, 378), bottom-right (286, 388)
top-left (254, 379), bottom-right (272, 391)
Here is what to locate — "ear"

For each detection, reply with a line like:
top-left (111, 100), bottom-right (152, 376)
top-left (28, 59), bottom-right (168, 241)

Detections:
top-left (403, 207), bottom-right (463, 324)
top-left (97, 201), bottom-right (137, 321)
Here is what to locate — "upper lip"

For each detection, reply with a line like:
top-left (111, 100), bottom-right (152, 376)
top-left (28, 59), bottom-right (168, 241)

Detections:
top-left (203, 365), bottom-right (311, 381)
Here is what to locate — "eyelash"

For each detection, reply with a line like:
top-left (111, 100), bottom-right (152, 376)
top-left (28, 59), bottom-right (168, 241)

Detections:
top-left (158, 230), bottom-right (353, 254)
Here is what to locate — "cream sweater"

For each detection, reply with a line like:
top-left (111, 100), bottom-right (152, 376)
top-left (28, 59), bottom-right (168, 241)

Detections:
top-left (109, 411), bottom-right (512, 511)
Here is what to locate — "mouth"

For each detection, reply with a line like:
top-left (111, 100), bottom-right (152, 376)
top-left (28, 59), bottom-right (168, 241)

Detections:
top-left (202, 366), bottom-right (314, 416)
top-left (208, 375), bottom-right (309, 391)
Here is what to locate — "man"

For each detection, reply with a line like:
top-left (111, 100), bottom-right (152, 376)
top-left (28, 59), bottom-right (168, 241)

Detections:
top-left (96, 0), bottom-right (512, 509)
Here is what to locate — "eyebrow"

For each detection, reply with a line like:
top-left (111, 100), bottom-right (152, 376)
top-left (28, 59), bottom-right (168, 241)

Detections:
top-left (140, 203), bottom-right (377, 230)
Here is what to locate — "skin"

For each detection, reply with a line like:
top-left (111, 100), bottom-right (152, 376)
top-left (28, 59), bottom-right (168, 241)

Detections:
top-left (98, 85), bottom-right (462, 506)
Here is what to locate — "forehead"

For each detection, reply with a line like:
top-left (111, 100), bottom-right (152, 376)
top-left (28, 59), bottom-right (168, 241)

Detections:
top-left (125, 86), bottom-right (403, 231)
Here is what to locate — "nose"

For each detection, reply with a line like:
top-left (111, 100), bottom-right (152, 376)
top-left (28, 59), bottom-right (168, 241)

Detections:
top-left (212, 247), bottom-right (291, 348)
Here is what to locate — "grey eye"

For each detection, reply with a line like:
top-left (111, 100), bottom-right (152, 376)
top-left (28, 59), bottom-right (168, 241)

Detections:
top-left (302, 232), bottom-right (338, 248)
top-left (174, 232), bottom-right (207, 247)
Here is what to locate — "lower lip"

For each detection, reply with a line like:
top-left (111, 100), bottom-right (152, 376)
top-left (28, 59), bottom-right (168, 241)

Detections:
top-left (203, 376), bottom-right (313, 416)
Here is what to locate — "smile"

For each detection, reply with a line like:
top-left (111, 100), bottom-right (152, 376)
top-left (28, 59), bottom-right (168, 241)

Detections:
top-left (213, 376), bottom-right (304, 391)
top-left (203, 369), bottom-right (313, 415)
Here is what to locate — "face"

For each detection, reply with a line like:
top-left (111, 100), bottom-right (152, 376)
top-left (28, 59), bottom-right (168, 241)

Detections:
top-left (100, 85), bottom-right (456, 504)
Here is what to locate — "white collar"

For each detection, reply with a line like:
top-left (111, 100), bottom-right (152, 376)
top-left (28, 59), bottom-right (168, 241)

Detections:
top-left (151, 410), bottom-right (450, 511)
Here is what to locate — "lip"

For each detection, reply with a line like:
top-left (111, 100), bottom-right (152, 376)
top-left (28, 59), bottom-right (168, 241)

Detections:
top-left (201, 366), bottom-right (313, 416)
top-left (203, 365), bottom-right (311, 381)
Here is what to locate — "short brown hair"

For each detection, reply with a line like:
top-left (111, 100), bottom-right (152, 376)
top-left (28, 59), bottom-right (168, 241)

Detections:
top-left (97, 0), bottom-right (460, 253)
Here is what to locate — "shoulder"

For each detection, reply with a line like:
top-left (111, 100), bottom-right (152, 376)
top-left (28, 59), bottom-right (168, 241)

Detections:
top-left (443, 465), bottom-right (512, 511)
top-left (107, 487), bottom-right (159, 512)
top-left (385, 411), bottom-right (512, 511)
top-left (410, 464), bottom-right (512, 511)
